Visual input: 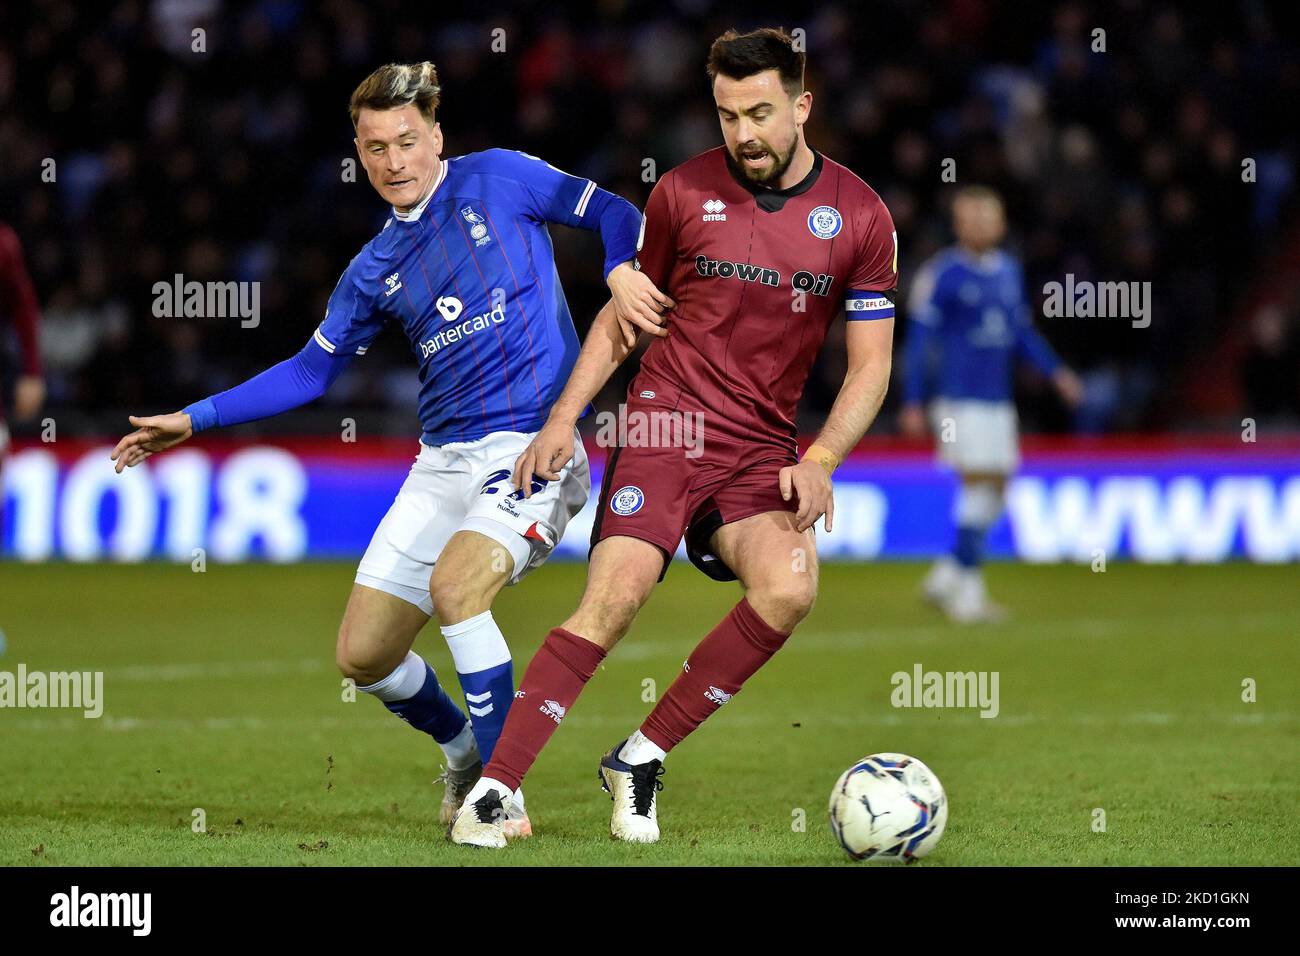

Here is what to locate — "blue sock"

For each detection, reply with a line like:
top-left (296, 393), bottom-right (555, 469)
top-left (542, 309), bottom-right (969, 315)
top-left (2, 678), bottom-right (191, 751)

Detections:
top-left (382, 661), bottom-right (468, 745)
top-left (459, 660), bottom-right (515, 762)
top-left (953, 525), bottom-right (985, 569)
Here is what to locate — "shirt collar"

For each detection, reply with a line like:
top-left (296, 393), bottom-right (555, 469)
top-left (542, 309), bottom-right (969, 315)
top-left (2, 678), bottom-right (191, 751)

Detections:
top-left (726, 148), bottom-right (823, 212)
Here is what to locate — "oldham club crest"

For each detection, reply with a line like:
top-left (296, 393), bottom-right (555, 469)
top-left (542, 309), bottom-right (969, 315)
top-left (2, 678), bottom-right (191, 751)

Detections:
top-left (461, 205), bottom-right (491, 247)
top-left (807, 205), bottom-right (843, 239)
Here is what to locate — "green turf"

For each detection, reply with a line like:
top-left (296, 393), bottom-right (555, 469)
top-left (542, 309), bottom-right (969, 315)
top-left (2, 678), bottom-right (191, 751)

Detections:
top-left (0, 561), bottom-right (1296, 866)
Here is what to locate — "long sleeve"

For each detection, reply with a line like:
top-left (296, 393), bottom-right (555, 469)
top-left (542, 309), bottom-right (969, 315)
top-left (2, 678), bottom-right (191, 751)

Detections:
top-left (1012, 301), bottom-right (1063, 377)
top-left (902, 259), bottom-right (943, 404)
top-left (182, 338), bottom-right (355, 432)
top-left (574, 185), bottom-right (642, 280)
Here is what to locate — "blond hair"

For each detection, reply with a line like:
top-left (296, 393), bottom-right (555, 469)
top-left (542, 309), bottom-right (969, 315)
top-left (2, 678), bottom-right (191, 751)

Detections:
top-left (349, 62), bottom-right (441, 127)
top-left (953, 185), bottom-right (1004, 210)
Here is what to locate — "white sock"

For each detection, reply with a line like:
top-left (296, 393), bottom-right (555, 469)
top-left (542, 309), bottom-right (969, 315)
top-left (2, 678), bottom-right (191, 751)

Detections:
top-left (356, 651), bottom-right (429, 702)
top-left (442, 721), bottom-right (479, 771)
top-left (441, 610), bottom-right (511, 673)
top-left (466, 775), bottom-right (514, 804)
top-left (513, 787), bottom-right (526, 811)
top-left (619, 729), bottom-right (667, 765)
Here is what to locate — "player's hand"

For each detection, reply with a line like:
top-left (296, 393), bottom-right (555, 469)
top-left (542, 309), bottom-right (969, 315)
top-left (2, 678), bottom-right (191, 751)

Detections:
top-left (12, 374), bottom-right (45, 421)
top-left (606, 262), bottom-right (674, 348)
top-left (511, 419), bottom-right (575, 499)
top-left (779, 459), bottom-right (835, 533)
top-left (1053, 368), bottom-right (1085, 408)
top-left (898, 403), bottom-right (928, 438)
top-left (110, 412), bottom-right (194, 473)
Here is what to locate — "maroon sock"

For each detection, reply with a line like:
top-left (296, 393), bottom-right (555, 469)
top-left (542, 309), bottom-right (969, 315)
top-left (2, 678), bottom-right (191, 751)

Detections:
top-left (640, 598), bottom-right (791, 753)
top-left (482, 627), bottom-right (606, 792)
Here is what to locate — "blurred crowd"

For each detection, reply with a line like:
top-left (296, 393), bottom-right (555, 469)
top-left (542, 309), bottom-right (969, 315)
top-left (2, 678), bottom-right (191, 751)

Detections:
top-left (1, 0), bottom-right (1297, 437)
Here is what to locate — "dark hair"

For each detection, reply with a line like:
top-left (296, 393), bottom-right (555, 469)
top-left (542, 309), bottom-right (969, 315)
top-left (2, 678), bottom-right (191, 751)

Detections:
top-left (706, 28), bottom-right (805, 96)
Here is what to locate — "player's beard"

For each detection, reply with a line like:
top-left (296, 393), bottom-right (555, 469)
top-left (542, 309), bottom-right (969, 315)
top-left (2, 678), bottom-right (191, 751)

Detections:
top-left (726, 137), bottom-right (796, 188)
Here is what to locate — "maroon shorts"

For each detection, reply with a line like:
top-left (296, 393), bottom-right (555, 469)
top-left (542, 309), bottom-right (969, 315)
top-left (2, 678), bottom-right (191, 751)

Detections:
top-left (590, 427), bottom-right (797, 582)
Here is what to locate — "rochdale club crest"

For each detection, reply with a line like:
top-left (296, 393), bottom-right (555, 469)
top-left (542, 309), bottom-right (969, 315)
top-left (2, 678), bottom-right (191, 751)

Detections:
top-left (610, 485), bottom-right (645, 516)
top-left (807, 205), bottom-right (843, 239)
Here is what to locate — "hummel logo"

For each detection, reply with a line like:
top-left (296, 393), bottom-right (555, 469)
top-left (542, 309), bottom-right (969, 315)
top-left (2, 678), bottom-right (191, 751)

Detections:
top-left (704, 685), bottom-right (732, 705)
top-left (540, 699), bottom-right (566, 723)
top-left (384, 272), bottom-right (403, 297)
top-left (702, 198), bottom-right (727, 222)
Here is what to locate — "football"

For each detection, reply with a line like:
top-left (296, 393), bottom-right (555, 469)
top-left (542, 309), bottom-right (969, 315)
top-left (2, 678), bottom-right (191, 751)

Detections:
top-left (829, 753), bottom-right (948, 862)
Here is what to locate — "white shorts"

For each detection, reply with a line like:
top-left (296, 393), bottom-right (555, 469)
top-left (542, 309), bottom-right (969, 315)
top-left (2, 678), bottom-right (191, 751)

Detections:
top-left (930, 399), bottom-right (1020, 474)
top-left (355, 429), bottom-right (590, 614)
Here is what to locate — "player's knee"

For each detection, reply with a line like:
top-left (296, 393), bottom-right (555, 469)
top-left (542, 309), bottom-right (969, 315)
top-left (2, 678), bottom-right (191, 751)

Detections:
top-left (571, 593), bottom-right (642, 648)
top-left (750, 575), bottom-right (817, 631)
top-left (335, 624), bottom-right (388, 687)
top-left (428, 566), bottom-right (493, 623)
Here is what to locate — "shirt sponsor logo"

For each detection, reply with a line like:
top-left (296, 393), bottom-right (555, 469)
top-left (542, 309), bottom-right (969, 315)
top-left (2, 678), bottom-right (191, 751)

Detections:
top-left (808, 205), bottom-right (843, 239)
top-left (611, 485), bottom-right (646, 516)
top-left (694, 256), bottom-right (835, 297)
top-left (419, 296), bottom-right (507, 358)
top-left (702, 198), bottom-right (727, 222)
top-left (695, 255), bottom-right (780, 287)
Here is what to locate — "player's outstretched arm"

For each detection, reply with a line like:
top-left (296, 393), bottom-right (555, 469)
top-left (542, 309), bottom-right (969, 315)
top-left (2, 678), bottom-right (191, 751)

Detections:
top-left (511, 299), bottom-right (632, 496)
top-left (782, 317), bottom-right (896, 532)
top-left (111, 339), bottom-right (354, 473)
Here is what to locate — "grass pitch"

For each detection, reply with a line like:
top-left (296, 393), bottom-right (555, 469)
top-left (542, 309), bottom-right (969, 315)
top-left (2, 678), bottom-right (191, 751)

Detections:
top-left (1, 560), bottom-right (1296, 866)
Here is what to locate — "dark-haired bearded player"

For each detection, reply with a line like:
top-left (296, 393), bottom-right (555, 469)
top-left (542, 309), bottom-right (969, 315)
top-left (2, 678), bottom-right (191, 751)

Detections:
top-left (452, 27), bottom-right (898, 847)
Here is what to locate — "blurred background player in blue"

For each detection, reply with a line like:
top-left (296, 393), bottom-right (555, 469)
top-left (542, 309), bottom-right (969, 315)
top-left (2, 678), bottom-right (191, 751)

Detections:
top-left (900, 186), bottom-right (1084, 622)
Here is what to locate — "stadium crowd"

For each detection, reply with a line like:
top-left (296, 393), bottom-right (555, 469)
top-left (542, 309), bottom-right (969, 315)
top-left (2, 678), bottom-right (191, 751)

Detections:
top-left (1, 0), bottom-right (1297, 437)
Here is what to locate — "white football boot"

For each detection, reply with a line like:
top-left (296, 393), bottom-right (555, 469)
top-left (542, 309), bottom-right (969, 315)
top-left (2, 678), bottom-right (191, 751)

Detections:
top-left (502, 787), bottom-right (533, 840)
top-left (920, 556), bottom-right (961, 607)
top-left (942, 569), bottom-right (1007, 624)
top-left (599, 739), bottom-right (665, 843)
top-left (448, 778), bottom-right (513, 848)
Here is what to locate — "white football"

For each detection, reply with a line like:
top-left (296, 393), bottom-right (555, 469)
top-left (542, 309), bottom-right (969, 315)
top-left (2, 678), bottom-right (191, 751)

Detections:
top-left (828, 752), bottom-right (948, 862)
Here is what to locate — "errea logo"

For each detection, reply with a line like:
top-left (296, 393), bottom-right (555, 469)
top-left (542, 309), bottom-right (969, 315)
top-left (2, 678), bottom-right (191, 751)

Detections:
top-left (383, 272), bottom-right (403, 297)
top-left (702, 198), bottom-right (727, 222)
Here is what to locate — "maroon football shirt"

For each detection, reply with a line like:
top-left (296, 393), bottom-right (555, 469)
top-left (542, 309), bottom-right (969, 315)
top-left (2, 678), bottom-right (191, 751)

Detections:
top-left (632, 147), bottom-right (898, 454)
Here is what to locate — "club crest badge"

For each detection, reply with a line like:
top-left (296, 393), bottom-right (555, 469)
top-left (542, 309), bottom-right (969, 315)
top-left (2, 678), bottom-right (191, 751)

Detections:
top-left (808, 205), bottom-right (843, 239)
